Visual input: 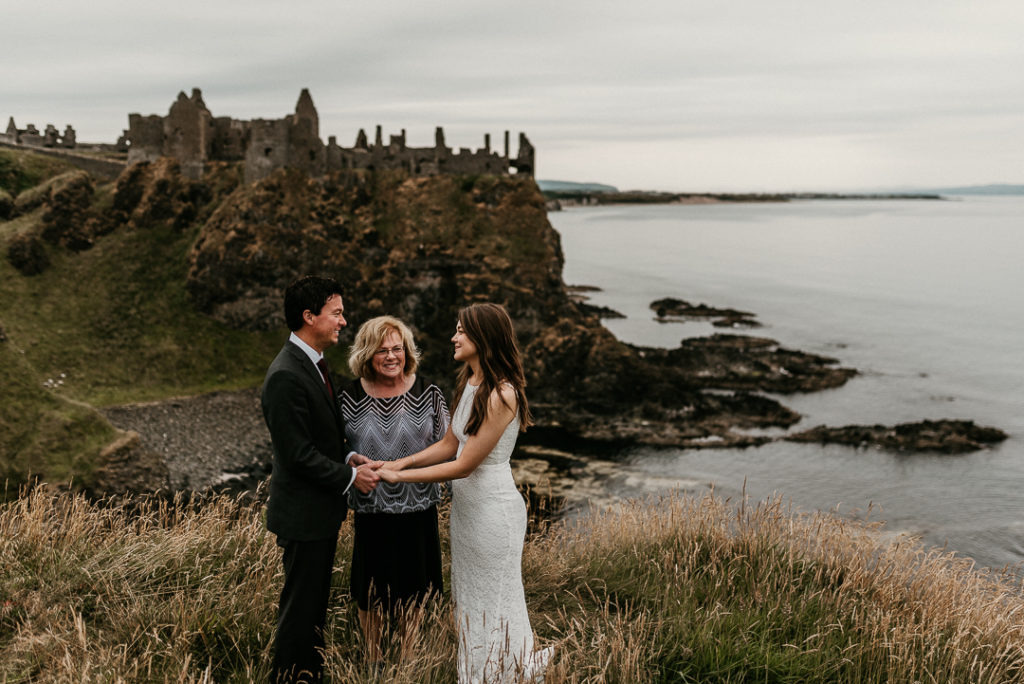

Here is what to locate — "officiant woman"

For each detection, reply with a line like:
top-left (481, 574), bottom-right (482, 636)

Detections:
top-left (338, 315), bottom-right (451, 662)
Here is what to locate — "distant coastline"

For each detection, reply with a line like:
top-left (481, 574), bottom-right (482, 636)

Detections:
top-left (542, 188), bottom-right (942, 210)
top-left (537, 178), bottom-right (1023, 210)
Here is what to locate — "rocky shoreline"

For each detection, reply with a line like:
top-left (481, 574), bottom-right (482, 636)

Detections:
top-left (97, 385), bottom-right (1008, 513)
top-left (95, 305), bottom-right (1007, 500)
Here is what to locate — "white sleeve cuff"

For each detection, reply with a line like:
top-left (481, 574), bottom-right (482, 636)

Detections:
top-left (343, 466), bottom-right (357, 494)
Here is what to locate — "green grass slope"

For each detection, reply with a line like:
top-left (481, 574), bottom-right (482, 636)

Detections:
top-left (0, 329), bottom-right (118, 491)
top-left (0, 218), bottom-right (283, 406)
top-left (0, 154), bottom-right (283, 407)
top-left (0, 150), bottom-right (284, 487)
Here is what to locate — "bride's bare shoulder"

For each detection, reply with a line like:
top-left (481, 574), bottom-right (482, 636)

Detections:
top-left (489, 382), bottom-right (518, 412)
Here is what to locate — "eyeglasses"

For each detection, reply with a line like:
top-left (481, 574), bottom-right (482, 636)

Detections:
top-left (373, 346), bottom-right (405, 357)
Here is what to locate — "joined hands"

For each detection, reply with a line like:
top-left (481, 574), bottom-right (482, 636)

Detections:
top-left (349, 453), bottom-right (383, 493)
top-left (348, 454), bottom-right (414, 490)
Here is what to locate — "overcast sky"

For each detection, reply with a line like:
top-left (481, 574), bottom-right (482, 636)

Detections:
top-left (3, 0), bottom-right (1022, 191)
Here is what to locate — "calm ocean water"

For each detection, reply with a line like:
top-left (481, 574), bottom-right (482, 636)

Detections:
top-left (548, 197), bottom-right (1024, 571)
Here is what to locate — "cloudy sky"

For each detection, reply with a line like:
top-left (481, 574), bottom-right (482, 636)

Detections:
top-left (4, 1), bottom-right (1022, 191)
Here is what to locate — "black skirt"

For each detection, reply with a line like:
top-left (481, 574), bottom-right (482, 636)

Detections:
top-left (350, 505), bottom-right (443, 613)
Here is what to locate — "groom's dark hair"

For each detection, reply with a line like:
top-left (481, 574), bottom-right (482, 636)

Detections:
top-left (284, 276), bottom-right (343, 331)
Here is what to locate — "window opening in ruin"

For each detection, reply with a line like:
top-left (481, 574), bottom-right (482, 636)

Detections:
top-left (264, 148), bottom-right (272, 157)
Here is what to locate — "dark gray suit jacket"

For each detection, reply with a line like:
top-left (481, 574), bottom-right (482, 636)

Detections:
top-left (261, 341), bottom-right (353, 541)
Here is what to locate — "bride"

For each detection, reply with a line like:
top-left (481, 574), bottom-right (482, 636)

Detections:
top-left (377, 303), bottom-right (552, 683)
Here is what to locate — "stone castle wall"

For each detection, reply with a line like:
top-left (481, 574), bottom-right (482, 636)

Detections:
top-left (2, 116), bottom-right (78, 149)
top-left (125, 88), bottom-right (535, 183)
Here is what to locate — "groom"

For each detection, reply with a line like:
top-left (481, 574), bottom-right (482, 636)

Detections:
top-left (261, 275), bottom-right (380, 683)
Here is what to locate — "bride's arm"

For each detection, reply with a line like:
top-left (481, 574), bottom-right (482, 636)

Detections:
top-left (387, 426), bottom-right (459, 471)
top-left (381, 387), bottom-right (516, 484)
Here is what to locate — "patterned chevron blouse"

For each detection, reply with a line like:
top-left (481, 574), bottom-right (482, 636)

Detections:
top-left (340, 375), bottom-right (451, 514)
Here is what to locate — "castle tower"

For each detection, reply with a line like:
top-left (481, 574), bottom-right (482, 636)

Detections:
top-left (293, 88), bottom-right (319, 139)
top-left (190, 88), bottom-right (209, 112)
top-left (514, 133), bottom-right (535, 176)
top-left (43, 124), bottom-right (59, 147)
top-left (165, 90), bottom-right (210, 179)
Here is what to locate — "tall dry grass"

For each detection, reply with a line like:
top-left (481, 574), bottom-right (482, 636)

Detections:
top-left (2, 485), bottom-right (1024, 682)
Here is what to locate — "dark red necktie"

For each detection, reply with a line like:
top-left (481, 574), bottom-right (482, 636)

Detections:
top-left (316, 358), bottom-right (334, 397)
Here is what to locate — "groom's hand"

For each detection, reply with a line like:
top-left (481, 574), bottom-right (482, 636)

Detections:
top-left (348, 452), bottom-right (372, 466)
top-left (353, 464), bottom-right (381, 493)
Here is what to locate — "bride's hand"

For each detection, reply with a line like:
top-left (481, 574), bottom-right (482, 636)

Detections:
top-left (378, 467), bottom-right (401, 484)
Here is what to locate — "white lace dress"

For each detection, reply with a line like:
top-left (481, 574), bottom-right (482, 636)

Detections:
top-left (450, 383), bottom-right (552, 683)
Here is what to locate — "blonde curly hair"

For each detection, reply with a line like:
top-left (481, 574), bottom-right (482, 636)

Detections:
top-left (347, 315), bottom-right (422, 379)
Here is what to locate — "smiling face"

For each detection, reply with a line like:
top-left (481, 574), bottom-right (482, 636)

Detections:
top-left (305, 294), bottom-right (346, 352)
top-left (371, 329), bottom-right (406, 380)
top-left (451, 320), bottom-right (478, 363)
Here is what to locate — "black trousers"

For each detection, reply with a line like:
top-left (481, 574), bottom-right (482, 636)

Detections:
top-left (272, 535), bottom-right (339, 684)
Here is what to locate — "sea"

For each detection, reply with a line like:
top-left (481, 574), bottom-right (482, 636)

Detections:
top-left (548, 196), bottom-right (1024, 572)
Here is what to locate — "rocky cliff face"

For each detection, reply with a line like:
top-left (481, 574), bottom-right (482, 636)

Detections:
top-left (177, 166), bottom-right (846, 446)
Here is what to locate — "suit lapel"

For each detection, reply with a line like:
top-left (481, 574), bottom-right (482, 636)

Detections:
top-left (285, 342), bottom-right (343, 425)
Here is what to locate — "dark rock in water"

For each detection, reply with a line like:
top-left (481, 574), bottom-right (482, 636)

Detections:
top-left (6, 232), bottom-right (50, 275)
top-left (635, 334), bottom-right (856, 394)
top-left (651, 296), bottom-right (761, 327)
top-left (566, 284), bottom-right (603, 294)
top-left (712, 314), bottom-right (762, 329)
top-left (786, 419), bottom-right (1008, 453)
top-left (567, 284), bottom-right (624, 319)
top-left (578, 302), bottom-right (626, 319)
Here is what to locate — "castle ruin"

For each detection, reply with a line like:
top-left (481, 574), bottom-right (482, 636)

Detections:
top-left (127, 88), bottom-right (535, 183)
top-left (2, 117), bottom-right (77, 149)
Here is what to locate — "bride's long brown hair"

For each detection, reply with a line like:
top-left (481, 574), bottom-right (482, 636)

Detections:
top-left (451, 303), bottom-right (532, 435)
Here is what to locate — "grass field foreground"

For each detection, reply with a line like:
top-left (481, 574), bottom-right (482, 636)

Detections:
top-left (2, 486), bottom-right (1023, 683)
